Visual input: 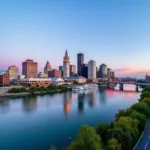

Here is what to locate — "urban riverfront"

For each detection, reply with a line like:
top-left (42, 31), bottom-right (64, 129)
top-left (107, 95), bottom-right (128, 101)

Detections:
top-left (0, 85), bottom-right (141, 150)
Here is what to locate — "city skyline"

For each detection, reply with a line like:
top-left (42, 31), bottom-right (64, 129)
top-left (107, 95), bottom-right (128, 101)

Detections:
top-left (0, 0), bottom-right (150, 78)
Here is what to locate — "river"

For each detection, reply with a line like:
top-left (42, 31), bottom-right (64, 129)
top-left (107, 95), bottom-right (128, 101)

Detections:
top-left (0, 84), bottom-right (142, 150)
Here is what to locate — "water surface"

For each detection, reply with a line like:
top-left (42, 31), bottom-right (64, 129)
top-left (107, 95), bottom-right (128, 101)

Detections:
top-left (0, 85), bottom-right (141, 150)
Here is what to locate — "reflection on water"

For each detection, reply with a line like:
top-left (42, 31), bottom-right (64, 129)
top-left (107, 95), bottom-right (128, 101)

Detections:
top-left (0, 86), bottom-right (141, 150)
top-left (23, 96), bottom-right (37, 112)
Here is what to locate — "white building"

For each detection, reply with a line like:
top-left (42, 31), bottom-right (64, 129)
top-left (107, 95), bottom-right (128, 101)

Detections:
top-left (51, 78), bottom-right (65, 85)
top-left (63, 50), bottom-right (70, 78)
top-left (88, 60), bottom-right (96, 79)
top-left (38, 72), bottom-right (48, 78)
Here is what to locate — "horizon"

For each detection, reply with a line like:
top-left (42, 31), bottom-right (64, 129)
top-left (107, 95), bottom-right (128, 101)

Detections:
top-left (0, 0), bottom-right (150, 78)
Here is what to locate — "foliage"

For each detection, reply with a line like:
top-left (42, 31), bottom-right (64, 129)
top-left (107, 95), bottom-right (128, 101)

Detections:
top-left (73, 80), bottom-right (79, 84)
top-left (141, 98), bottom-right (150, 107)
top-left (96, 123), bottom-right (110, 143)
top-left (8, 85), bottom-right (68, 94)
top-left (140, 91), bottom-right (150, 99)
top-left (68, 125), bottom-right (102, 150)
top-left (107, 138), bottom-right (122, 150)
top-left (131, 102), bottom-right (150, 118)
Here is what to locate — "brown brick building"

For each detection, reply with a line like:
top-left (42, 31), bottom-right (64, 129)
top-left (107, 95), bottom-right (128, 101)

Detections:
top-left (22, 59), bottom-right (37, 78)
top-left (70, 65), bottom-right (76, 75)
top-left (48, 69), bottom-right (62, 78)
top-left (0, 74), bottom-right (10, 87)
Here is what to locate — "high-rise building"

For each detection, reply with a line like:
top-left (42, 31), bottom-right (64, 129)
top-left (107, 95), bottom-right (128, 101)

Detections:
top-left (100, 64), bottom-right (107, 78)
top-left (7, 65), bottom-right (18, 80)
top-left (110, 71), bottom-right (115, 77)
top-left (82, 64), bottom-right (88, 78)
top-left (88, 60), bottom-right (96, 79)
top-left (44, 61), bottom-right (52, 74)
top-left (22, 59), bottom-right (37, 78)
top-left (59, 66), bottom-right (63, 72)
top-left (63, 50), bottom-right (70, 78)
top-left (107, 68), bottom-right (112, 78)
top-left (77, 53), bottom-right (84, 76)
top-left (70, 65), bottom-right (76, 75)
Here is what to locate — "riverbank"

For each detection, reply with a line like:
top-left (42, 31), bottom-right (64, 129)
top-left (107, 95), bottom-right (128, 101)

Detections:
top-left (0, 90), bottom-right (63, 99)
top-left (0, 85), bottom-right (68, 99)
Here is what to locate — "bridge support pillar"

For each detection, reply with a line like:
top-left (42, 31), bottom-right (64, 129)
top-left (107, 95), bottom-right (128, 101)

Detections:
top-left (119, 84), bottom-right (124, 91)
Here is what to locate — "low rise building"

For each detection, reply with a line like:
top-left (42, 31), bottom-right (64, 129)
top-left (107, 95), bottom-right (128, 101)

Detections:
top-left (48, 69), bottom-right (62, 78)
top-left (0, 74), bottom-right (10, 87)
top-left (51, 78), bottom-right (65, 85)
top-left (64, 76), bottom-right (87, 83)
top-left (19, 78), bottom-right (51, 87)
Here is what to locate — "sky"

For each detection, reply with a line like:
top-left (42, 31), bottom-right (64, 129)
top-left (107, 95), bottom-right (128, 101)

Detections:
top-left (0, 0), bottom-right (150, 78)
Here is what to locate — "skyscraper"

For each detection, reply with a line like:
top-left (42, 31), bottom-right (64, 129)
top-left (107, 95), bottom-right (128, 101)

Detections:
top-left (100, 64), bottom-right (107, 78)
top-left (70, 65), bottom-right (76, 75)
top-left (88, 60), bottom-right (96, 79)
top-left (63, 50), bottom-right (70, 78)
top-left (107, 68), bottom-right (112, 78)
top-left (44, 61), bottom-right (52, 74)
top-left (22, 59), bottom-right (37, 78)
top-left (77, 53), bottom-right (84, 76)
top-left (82, 64), bottom-right (88, 78)
top-left (7, 65), bottom-right (18, 80)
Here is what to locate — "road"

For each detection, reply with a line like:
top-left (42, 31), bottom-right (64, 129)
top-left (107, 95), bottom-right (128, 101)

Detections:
top-left (135, 119), bottom-right (150, 150)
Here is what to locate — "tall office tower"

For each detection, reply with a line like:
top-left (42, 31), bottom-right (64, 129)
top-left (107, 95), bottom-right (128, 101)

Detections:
top-left (63, 50), bottom-right (70, 78)
top-left (107, 68), bottom-right (112, 78)
top-left (7, 65), bottom-right (18, 80)
top-left (77, 53), bottom-right (84, 76)
top-left (88, 60), bottom-right (96, 79)
top-left (82, 64), bottom-right (88, 78)
top-left (22, 59), bottom-right (37, 78)
top-left (44, 61), bottom-right (52, 74)
top-left (100, 64), bottom-right (107, 78)
top-left (70, 65), bottom-right (76, 75)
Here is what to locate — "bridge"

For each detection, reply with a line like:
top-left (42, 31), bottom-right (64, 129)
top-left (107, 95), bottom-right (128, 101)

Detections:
top-left (96, 81), bottom-right (150, 91)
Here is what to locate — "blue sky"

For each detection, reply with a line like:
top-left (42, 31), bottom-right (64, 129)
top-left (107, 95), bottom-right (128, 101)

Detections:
top-left (0, 0), bottom-right (150, 77)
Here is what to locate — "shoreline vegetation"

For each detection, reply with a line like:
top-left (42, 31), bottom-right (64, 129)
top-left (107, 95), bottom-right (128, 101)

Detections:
top-left (50, 86), bottom-right (150, 150)
top-left (0, 85), bottom-right (68, 99)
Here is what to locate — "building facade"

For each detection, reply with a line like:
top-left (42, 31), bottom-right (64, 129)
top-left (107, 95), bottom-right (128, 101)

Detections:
top-left (48, 69), bottom-right (62, 78)
top-left (63, 50), bottom-right (70, 78)
top-left (70, 65), bottom-right (76, 75)
top-left (0, 74), bottom-right (10, 87)
top-left (99, 64), bottom-right (107, 78)
top-left (107, 68), bottom-right (112, 78)
top-left (22, 59), bottom-right (37, 78)
top-left (82, 64), bottom-right (88, 78)
top-left (65, 76), bottom-right (87, 83)
top-left (38, 72), bottom-right (48, 78)
top-left (88, 60), bottom-right (96, 79)
top-left (110, 71), bottom-right (115, 77)
top-left (44, 61), bottom-right (52, 74)
top-left (77, 53), bottom-right (84, 76)
top-left (146, 75), bottom-right (150, 83)
top-left (7, 65), bottom-right (18, 80)
top-left (19, 78), bottom-right (51, 87)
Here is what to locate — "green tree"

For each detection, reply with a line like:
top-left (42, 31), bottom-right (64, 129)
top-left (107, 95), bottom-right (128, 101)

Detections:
top-left (96, 123), bottom-right (110, 143)
top-left (140, 91), bottom-right (150, 99)
top-left (68, 125), bottom-right (102, 150)
top-left (142, 98), bottom-right (150, 108)
top-left (107, 138), bottom-right (122, 150)
top-left (128, 110), bottom-right (147, 131)
top-left (113, 117), bottom-right (139, 150)
top-left (131, 102), bottom-right (150, 118)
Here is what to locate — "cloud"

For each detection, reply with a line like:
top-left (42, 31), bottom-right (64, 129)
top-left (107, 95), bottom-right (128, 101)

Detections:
top-left (114, 66), bottom-right (135, 72)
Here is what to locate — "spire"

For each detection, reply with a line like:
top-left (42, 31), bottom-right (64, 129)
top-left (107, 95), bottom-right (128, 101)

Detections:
top-left (65, 49), bottom-right (68, 57)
